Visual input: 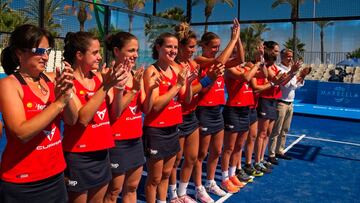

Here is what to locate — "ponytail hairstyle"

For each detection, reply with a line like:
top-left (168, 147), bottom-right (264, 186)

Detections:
top-left (152, 32), bottom-right (177, 60)
top-left (174, 22), bottom-right (197, 46)
top-left (63, 31), bottom-right (98, 66)
top-left (105, 31), bottom-right (137, 57)
top-left (1, 24), bottom-right (54, 75)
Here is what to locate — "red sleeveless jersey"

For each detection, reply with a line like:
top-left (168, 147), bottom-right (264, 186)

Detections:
top-left (198, 65), bottom-right (225, 106)
top-left (144, 66), bottom-right (183, 127)
top-left (62, 75), bottom-right (114, 152)
top-left (225, 67), bottom-right (254, 107)
top-left (179, 62), bottom-right (200, 115)
top-left (111, 86), bottom-right (143, 140)
top-left (260, 64), bottom-right (282, 99)
top-left (0, 73), bottom-right (66, 183)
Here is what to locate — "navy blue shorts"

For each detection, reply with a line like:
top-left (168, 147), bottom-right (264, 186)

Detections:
top-left (143, 125), bottom-right (180, 160)
top-left (196, 106), bottom-right (224, 136)
top-left (109, 138), bottom-right (145, 174)
top-left (178, 112), bottom-right (199, 137)
top-left (249, 108), bottom-right (258, 124)
top-left (257, 98), bottom-right (278, 120)
top-left (0, 173), bottom-right (67, 203)
top-left (64, 150), bottom-right (112, 192)
top-left (223, 106), bottom-right (250, 132)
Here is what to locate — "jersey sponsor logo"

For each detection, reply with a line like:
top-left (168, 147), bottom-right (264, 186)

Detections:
top-left (111, 163), bottom-right (119, 169)
top-left (201, 127), bottom-right (208, 132)
top-left (96, 109), bottom-right (107, 120)
top-left (77, 144), bottom-right (87, 148)
top-left (43, 127), bottom-right (56, 141)
top-left (168, 104), bottom-right (181, 110)
top-left (245, 83), bottom-right (249, 89)
top-left (16, 173), bottom-right (29, 179)
top-left (226, 124), bottom-right (235, 129)
top-left (36, 139), bottom-right (61, 150)
top-left (26, 102), bottom-right (33, 108)
top-left (149, 148), bottom-right (158, 155)
top-left (91, 121), bottom-right (110, 128)
top-left (79, 90), bottom-right (86, 95)
top-left (67, 179), bottom-right (78, 187)
top-left (216, 80), bottom-right (222, 87)
top-left (35, 103), bottom-right (46, 110)
top-left (129, 105), bottom-right (138, 115)
top-left (87, 92), bottom-right (95, 97)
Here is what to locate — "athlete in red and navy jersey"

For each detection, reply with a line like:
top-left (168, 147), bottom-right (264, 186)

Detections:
top-left (192, 19), bottom-right (244, 198)
top-left (142, 33), bottom-right (188, 203)
top-left (61, 31), bottom-right (128, 203)
top-left (221, 59), bottom-right (258, 188)
top-left (104, 32), bottom-right (153, 203)
top-left (0, 24), bottom-right (76, 202)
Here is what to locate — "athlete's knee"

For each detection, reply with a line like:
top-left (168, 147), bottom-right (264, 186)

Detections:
top-left (148, 175), bottom-right (162, 186)
top-left (124, 183), bottom-right (138, 193)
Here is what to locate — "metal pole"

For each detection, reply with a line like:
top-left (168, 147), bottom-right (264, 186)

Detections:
top-left (39, 0), bottom-right (45, 28)
top-left (104, 6), bottom-right (110, 63)
top-left (311, 0), bottom-right (316, 63)
top-left (237, 0), bottom-right (240, 20)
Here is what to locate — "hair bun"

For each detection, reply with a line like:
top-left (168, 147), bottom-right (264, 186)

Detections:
top-left (175, 22), bottom-right (190, 42)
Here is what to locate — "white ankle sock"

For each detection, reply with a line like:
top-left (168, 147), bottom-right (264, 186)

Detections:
top-left (221, 171), bottom-right (229, 181)
top-left (157, 200), bottom-right (166, 203)
top-left (169, 184), bottom-right (178, 199)
top-left (178, 182), bottom-right (189, 196)
top-left (229, 166), bottom-right (236, 177)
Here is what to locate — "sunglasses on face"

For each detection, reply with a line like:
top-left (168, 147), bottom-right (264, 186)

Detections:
top-left (31, 47), bottom-right (52, 55)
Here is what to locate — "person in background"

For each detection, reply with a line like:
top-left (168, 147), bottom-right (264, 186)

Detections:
top-left (0, 24), bottom-right (76, 202)
top-left (193, 18), bottom-right (242, 201)
top-left (143, 32), bottom-right (187, 203)
top-left (104, 31), bottom-right (153, 203)
top-left (267, 49), bottom-right (310, 164)
top-left (168, 22), bottom-right (200, 203)
top-left (61, 31), bottom-right (128, 203)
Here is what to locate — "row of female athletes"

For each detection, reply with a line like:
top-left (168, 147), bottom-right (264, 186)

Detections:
top-left (0, 18), bottom-right (309, 203)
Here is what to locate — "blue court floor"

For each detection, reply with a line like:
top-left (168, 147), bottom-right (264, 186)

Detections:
top-left (134, 114), bottom-right (360, 203)
top-left (0, 114), bottom-right (359, 203)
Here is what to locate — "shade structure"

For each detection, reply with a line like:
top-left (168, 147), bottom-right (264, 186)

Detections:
top-left (336, 58), bottom-right (360, 67)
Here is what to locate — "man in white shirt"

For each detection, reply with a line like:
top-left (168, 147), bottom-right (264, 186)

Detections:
top-left (267, 49), bottom-right (310, 164)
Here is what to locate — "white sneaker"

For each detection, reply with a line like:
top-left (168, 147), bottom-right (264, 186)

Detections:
top-left (195, 186), bottom-right (214, 203)
top-left (205, 181), bottom-right (227, 197)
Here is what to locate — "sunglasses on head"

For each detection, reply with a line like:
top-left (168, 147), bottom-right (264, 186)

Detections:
top-left (31, 47), bottom-right (52, 55)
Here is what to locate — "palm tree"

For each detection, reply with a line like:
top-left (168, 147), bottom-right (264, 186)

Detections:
top-left (192, 0), bottom-right (234, 34)
top-left (65, 0), bottom-right (94, 31)
top-left (22, 0), bottom-right (65, 36)
top-left (316, 21), bottom-right (334, 63)
top-left (284, 37), bottom-right (306, 58)
top-left (251, 23), bottom-right (271, 38)
top-left (114, 0), bottom-right (146, 33)
top-left (0, 0), bottom-right (27, 33)
top-left (145, 7), bottom-right (186, 46)
top-left (271, 0), bottom-right (320, 59)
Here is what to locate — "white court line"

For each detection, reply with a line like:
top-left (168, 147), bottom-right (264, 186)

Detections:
top-left (215, 193), bottom-right (233, 203)
top-left (287, 134), bottom-right (360, 147)
top-left (284, 134), bottom-right (306, 153)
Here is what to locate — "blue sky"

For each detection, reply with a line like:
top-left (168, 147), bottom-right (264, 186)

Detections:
top-left (9, 0), bottom-right (360, 54)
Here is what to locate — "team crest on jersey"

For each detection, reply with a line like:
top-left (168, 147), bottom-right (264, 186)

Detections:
top-left (129, 105), bottom-right (138, 115)
top-left (43, 127), bottom-right (56, 141)
top-left (26, 102), bottom-right (33, 108)
top-left (245, 83), bottom-right (249, 89)
top-left (216, 80), bottom-right (222, 87)
top-left (96, 109), bottom-right (107, 120)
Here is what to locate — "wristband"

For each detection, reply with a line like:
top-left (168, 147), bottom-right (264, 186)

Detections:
top-left (270, 82), bottom-right (275, 87)
top-left (131, 89), bottom-right (138, 94)
top-left (199, 76), bottom-right (212, 88)
top-left (114, 85), bottom-right (124, 90)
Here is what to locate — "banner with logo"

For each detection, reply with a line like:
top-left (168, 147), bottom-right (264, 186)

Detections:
top-left (295, 80), bottom-right (318, 104)
top-left (317, 82), bottom-right (360, 108)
